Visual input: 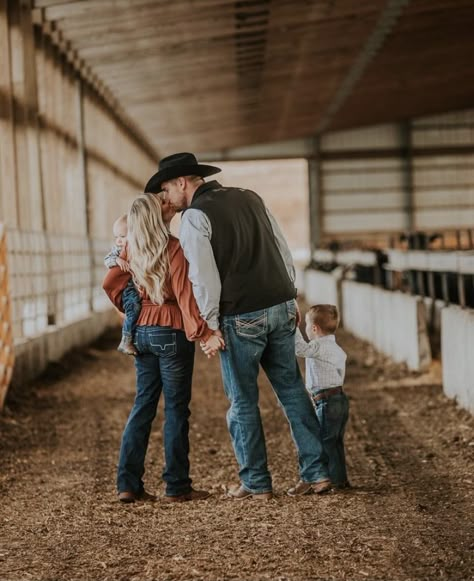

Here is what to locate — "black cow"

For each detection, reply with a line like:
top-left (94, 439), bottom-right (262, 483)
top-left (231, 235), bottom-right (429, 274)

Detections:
top-left (399, 231), bottom-right (473, 308)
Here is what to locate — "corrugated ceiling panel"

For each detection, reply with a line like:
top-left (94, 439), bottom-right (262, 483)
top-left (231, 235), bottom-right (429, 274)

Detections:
top-left (324, 211), bottom-right (406, 233)
top-left (412, 109), bottom-right (474, 128)
top-left (324, 168), bottom-right (404, 191)
top-left (416, 208), bottom-right (474, 229)
top-left (413, 127), bottom-right (474, 147)
top-left (321, 124), bottom-right (401, 151)
top-left (324, 192), bottom-right (404, 211)
top-left (415, 190), bottom-right (474, 207)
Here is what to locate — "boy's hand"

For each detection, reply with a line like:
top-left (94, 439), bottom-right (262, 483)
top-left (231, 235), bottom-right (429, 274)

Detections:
top-left (116, 257), bottom-right (130, 272)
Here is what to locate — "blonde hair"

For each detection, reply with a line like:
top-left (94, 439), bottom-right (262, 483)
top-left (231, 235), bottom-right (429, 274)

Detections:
top-left (308, 304), bottom-right (340, 334)
top-left (113, 214), bottom-right (127, 230)
top-left (127, 194), bottom-right (170, 305)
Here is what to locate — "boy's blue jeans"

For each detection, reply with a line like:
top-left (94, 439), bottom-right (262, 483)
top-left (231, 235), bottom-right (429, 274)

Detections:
top-left (122, 280), bottom-right (141, 340)
top-left (219, 300), bottom-right (329, 494)
top-left (313, 391), bottom-right (349, 487)
top-left (116, 325), bottom-right (195, 497)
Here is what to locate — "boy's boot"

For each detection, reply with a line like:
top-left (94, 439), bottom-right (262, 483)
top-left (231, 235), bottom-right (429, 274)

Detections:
top-left (118, 336), bottom-right (137, 356)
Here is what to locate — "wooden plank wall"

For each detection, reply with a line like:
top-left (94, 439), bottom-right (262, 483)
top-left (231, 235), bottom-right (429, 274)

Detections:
top-left (0, 0), bottom-right (156, 236)
top-left (0, 0), bottom-right (157, 407)
top-left (0, 0), bottom-right (19, 227)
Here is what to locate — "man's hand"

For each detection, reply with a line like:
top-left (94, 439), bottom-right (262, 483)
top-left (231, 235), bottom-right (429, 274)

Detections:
top-left (200, 329), bottom-right (225, 358)
top-left (116, 257), bottom-right (130, 272)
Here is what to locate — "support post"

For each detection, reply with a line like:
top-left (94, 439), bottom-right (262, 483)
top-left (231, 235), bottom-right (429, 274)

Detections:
top-left (307, 136), bottom-right (323, 258)
top-left (76, 78), bottom-right (94, 313)
top-left (400, 120), bottom-right (414, 232)
top-left (8, 0), bottom-right (44, 231)
top-left (0, 0), bottom-right (19, 228)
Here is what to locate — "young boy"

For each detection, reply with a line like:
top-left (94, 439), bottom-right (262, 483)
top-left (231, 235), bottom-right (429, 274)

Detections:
top-left (295, 304), bottom-right (350, 489)
top-left (104, 214), bottom-right (141, 356)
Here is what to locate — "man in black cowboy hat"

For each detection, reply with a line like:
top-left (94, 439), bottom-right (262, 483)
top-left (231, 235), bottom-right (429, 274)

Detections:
top-left (145, 152), bottom-right (331, 499)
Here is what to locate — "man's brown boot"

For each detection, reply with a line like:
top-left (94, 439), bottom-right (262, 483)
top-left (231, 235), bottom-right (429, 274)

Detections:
top-left (118, 490), bottom-right (157, 503)
top-left (287, 480), bottom-right (313, 496)
top-left (313, 479), bottom-right (332, 494)
top-left (287, 479), bottom-right (332, 496)
top-left (163, 488), bottom-right (211, 503)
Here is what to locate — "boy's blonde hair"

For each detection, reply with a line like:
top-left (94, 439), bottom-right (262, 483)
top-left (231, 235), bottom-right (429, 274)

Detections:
top-left (127, 194), bottom-right (170, 305)
top-left (113, 214), bottom-right (128, 230)
top-left (307, 304), bottom-right (340, 334)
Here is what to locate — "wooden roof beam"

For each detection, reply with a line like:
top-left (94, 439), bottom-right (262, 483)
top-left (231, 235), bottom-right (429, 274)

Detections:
top-left (40, 0), bottom-right (248, 21)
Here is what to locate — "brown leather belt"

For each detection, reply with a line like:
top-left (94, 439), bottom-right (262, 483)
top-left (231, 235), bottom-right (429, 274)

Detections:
top-left (312, 386), bottom-right (343, 402)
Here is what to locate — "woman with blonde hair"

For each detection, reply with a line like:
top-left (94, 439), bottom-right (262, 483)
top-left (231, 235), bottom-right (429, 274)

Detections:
top-left (103, 193), bottom-right (223, 503)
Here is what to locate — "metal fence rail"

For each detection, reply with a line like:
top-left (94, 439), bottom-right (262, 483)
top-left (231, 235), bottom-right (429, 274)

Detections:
top-left (0, 226), bottom-right (115, 409)
top-left (6, 228), bottom-right (111, 343)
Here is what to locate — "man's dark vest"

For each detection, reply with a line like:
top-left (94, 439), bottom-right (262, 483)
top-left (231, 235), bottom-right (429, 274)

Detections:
top-left (189, 180), bottom-right (296, 315)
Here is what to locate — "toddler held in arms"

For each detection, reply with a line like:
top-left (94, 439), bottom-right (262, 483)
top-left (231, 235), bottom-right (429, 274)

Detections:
top-left (104, 214), bottom-right (141, 356)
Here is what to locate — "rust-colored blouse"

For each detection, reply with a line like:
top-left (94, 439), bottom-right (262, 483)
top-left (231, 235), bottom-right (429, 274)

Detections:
top-left (102, 236), bottom-right (212, 342)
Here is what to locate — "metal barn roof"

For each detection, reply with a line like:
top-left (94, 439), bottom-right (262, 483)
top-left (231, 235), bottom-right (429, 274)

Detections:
top-left (32, 0), bottom-right (474, 155)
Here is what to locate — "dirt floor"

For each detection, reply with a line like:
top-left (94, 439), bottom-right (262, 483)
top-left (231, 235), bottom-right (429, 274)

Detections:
top-left (0, 322), bottom-right (473, 581)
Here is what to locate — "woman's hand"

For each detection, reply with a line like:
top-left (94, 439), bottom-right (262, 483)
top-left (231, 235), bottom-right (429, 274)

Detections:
top-left (200, 330), bottom-right (225, 358)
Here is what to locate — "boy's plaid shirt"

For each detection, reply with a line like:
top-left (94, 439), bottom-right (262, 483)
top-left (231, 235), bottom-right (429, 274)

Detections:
top-left (295, 328), bottom-right (347, 394)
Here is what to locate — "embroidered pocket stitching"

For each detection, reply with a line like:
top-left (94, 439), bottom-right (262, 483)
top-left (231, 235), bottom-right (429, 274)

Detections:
top-left (236, 313), bottom-right (267, 337)
top-left (149, 332), bottom-right (177, 356)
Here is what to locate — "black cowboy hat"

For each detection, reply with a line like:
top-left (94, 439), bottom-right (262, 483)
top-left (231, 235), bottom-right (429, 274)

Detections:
top-left (144, 152), bottom-right (221, 193)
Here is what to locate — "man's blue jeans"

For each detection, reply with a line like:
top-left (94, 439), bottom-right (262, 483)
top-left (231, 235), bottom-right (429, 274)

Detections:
top-left (122, 280), bottom-right (141, 339)
top-left (314, 391), bottom-right (349, 487)
top-left (219, 300), bottom-right (329, 493)
top-left (116, 325), bottom-right (195, 497)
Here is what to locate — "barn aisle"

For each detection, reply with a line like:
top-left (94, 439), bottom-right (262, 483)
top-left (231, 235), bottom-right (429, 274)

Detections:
top-left (0, 325), bottom-right (473, 581)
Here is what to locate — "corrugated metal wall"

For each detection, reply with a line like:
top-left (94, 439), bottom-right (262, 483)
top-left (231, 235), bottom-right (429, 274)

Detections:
top-left (320, 125), bottom-right (407, 237)
top-left (412, 110), bottom-right (474, 230)
top-left (318, 111), bottom-right (474, 241)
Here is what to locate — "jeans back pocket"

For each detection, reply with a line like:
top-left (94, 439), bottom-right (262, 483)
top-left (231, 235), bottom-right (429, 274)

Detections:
top-left (148, 331), bottom-right (177, 358)
top-left (235, 311), bottom-right (267, 338)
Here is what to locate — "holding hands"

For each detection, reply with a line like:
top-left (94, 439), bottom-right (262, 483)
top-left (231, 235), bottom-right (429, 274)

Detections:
top-left (200, 329), bottom-right (225, 358)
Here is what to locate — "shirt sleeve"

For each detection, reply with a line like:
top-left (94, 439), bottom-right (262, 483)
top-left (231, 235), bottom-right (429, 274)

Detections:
top-left (104, 245), bottom-right (121, 268)
top-left (168, 242), bottom-right (213, 342)
top-left (295, 328), bottom-right (321, 358)
top-left (102, 266), bottom-right (131, 312)
top-left (265, 207), bottom-right (296, 283)
top-left (179, 209), bottom-right (221, 331)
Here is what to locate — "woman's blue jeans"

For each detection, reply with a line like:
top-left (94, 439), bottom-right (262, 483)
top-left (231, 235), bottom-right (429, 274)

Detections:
top-left (219, 300), bottom-right (330, 493)
top-left (116, 325), bottom-right (195, 497)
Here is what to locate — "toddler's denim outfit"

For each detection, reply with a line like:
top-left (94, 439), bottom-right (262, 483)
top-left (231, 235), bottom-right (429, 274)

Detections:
top-left (104, 245), bottom-right (141, 353)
